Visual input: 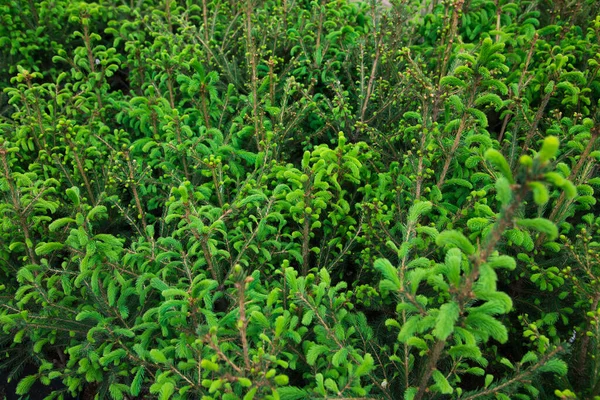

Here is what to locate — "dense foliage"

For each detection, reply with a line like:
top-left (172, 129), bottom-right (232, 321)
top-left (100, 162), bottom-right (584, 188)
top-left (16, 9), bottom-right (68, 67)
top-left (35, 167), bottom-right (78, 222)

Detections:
top-left (1, 0), bottom-right (600, 399)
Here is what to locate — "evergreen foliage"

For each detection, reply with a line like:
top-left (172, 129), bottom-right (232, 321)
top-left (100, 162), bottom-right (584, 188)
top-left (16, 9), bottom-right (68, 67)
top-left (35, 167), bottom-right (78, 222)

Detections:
top-left (1, 0), bottom-right (599, 399)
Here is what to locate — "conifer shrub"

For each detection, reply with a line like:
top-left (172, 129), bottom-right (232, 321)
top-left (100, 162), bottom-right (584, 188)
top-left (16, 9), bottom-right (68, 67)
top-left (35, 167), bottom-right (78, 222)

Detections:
top-left (1, 0), bottom-right (599, 399)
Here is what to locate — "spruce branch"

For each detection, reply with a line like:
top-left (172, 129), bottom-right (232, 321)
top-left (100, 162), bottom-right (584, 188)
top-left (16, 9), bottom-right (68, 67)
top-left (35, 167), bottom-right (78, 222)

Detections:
top-left (461, 345), bottom-right (565, 400)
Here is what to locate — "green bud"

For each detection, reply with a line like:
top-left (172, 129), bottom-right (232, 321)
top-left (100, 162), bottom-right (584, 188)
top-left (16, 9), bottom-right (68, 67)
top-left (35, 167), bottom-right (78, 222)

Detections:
top-left (538, 136), bottom-right (559, 163)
